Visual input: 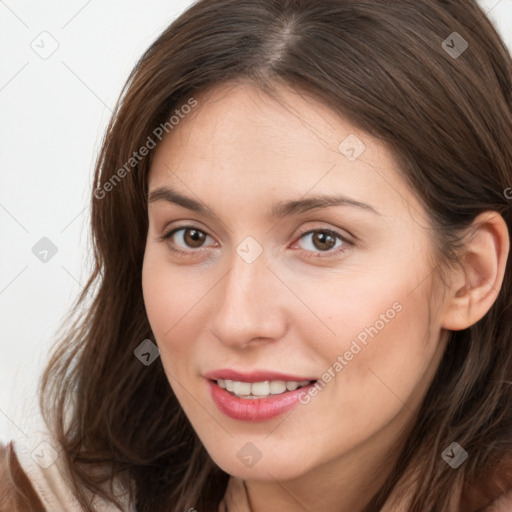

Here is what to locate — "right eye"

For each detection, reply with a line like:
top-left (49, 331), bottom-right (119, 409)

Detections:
top-left (160, 226), bottom-right (217, 256)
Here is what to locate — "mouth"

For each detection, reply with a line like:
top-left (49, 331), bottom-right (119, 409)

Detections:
top-left (211, 378), bottom-right (317, 399)
top-left (207, 376), bottom-right (319, 421)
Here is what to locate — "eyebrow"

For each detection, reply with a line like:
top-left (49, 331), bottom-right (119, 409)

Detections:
top-left (148, 185), bottom-right (380, 219)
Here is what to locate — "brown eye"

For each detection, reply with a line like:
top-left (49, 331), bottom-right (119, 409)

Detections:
top-left (294, 228), bottom-right (352, 258)
top-left (298, 229), bottom-right (343, 252)
top-left (311, 231), bottom-right (337, 251)
top-left (161, 227), bottom-right (212, 253)
top-left (182, 228), bottom-right (206, 248)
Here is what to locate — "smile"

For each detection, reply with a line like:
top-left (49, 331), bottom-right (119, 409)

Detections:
top-left (216, 378), bottom-right (314, 398)
top-left (207, 379), bottom-right (318, 421)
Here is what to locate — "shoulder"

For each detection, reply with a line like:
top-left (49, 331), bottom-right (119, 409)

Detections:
top-left (0, 441), bottom-right (45, 511)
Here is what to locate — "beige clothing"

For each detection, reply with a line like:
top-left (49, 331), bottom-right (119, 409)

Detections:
top-left (0, 412), bottom-right (134, 512)
top-left (12, 437), bottom-right (134, 512)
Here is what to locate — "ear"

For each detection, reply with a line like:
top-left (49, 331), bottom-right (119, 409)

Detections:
top-left (440, 211), bottom-right (510, 331)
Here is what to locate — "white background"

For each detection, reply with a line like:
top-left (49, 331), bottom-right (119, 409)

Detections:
top-left (1, 0), bottom-right (511, 444)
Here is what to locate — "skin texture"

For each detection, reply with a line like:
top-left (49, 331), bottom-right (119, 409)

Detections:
top-left (141, 82), bottom-right (509, 511)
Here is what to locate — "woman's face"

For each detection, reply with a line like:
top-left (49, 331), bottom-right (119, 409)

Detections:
top-left (142, 82), bottom-right (449, 483)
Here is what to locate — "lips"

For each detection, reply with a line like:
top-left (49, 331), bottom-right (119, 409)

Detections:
top-left (207, 379), bottom-right (317, 421)
top-left (204, 368), bottom-right (319, 421)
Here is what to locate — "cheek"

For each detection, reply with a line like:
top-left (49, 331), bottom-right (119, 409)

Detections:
top-left (295, 267), bottom-right (438, 432)
top-left (318, 294), bottom-right (436, 447)
top-left (294, 259), bottom-right (434, 367)
top-left (331, 297), bottom-right (433, 396)
top-left (142, 255), bottom-right (170, 338)
top-left (141, 251), bottom-right (213, 369)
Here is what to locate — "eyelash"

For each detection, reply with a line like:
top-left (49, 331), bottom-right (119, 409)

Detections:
top-left (159, 225), bottom-right (352, 259)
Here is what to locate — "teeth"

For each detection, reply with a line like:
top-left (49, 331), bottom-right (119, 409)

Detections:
top-left (252, 381), bottom-right (270, 395)
top-left (286, 381), bottom-right (299, 391)
top-left (233, 381), bottom-right (251, 395)
top-left (216, 379), bottom-right (313, 398)
top-left (269, 381), bottom-right (286, 394)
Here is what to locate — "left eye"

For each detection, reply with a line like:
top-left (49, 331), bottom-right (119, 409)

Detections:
top-left (294, 229), bottom-right (347, 255)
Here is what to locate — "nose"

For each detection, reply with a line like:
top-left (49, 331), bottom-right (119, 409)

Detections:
top-left (210, 246), bottom-right (288, 349)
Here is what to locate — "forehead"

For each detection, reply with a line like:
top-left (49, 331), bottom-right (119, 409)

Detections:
top-left (148, 81), bottom-right (425, 221)
top-left (152, 81), bottom-right (383, 166)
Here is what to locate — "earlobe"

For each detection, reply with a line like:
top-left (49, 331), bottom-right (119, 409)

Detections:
top-left (440, 212), bottom-right (509, 331)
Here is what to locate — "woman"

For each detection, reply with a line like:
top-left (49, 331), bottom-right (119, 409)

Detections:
top-left (1, 0), bottom-right (512, 510)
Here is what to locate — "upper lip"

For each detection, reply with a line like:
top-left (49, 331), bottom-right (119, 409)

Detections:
top-left (203, 369), bottom-right (317, 383)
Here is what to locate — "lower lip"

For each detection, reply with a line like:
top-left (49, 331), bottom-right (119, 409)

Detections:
top-left (207, 380), bottom-right (316, 421)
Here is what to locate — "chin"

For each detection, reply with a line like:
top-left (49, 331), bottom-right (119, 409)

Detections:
top-left (208, 449), bottom-right (312, 481)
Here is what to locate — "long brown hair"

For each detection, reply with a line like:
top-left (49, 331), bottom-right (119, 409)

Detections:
top-left (37, 1), bottom-right (512, 510)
